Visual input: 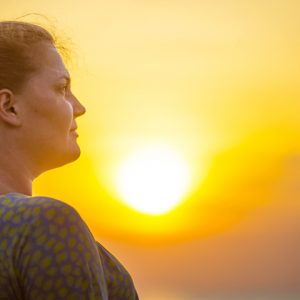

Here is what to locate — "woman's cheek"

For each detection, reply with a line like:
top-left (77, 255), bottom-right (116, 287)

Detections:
top-left (64, 101), bottom-right (75, 126)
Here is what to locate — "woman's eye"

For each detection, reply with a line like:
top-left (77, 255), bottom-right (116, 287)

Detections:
top-left (60, 86), bottom-right (68, 95)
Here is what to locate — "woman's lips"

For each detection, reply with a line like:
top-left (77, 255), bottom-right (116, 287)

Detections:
top-left (70, 128), bottom-right (78, 137)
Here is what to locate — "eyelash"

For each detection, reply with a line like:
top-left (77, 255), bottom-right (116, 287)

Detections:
top-left (60, 85), bottom-right (68, 95)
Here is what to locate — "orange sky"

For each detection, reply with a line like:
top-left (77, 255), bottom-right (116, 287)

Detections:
top-left (2, 0), bottom-right (300, 298)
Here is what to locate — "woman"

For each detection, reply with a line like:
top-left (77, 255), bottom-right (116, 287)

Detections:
top-left (0, 21), bottom-right (139, 299)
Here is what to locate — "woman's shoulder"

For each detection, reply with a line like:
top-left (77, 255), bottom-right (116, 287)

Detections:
top-left (0, 192), bottom-right (82, 225)
top-left (0, 193), bottom-right (95, 252)
top-left (1, 192), bottom-right (74, 208)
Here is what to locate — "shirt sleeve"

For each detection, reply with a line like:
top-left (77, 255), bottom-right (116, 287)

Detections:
top-left (14, 198), bottom-right (108, 300)
top-left (96, 241), bottom-right (139, 300)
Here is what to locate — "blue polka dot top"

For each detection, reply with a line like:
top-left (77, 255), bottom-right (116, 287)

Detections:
top-left (0, 193), bottom-right (139, 300)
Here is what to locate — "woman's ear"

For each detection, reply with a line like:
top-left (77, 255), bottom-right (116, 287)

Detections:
top-left (0, 89), bottom-right (21, 127)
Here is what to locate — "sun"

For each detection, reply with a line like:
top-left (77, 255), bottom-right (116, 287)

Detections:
top-left (116, 144), bottom-right (191, 215)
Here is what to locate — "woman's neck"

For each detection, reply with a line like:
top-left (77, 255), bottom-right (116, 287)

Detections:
top-left (0, 153), bottom-right (33, 196)
top-left (0, 173), bottom-right (32, 196)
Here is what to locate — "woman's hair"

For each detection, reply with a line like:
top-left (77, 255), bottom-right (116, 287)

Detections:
top-left (0, 21), bottom-right (55, 93)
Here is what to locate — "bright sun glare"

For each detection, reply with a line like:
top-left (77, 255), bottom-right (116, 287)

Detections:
top-left (116, 144), bottom-right (191, 215)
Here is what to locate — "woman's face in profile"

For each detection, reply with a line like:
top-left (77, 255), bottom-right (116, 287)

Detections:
top-left (16, 42), bottom-right (86, 172)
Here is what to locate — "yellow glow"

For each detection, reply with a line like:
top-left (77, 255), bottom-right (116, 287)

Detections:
top-left (15, 0), bottom-right (300, 243)
top-left (116, 144), bottom-right (191, 215)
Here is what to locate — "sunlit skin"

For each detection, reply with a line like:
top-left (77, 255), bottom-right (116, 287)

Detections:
top-left (0, 42), bottom-right (85, 195)
top-left (116, 144), bottom-right (191, 215)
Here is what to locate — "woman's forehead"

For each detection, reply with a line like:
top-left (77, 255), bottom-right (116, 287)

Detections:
top-left (33, 42), bottom-right (69, 80)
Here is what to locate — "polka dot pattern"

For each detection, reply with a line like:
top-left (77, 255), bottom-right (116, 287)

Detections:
top-left (0, 193), bottom-right (139, 299)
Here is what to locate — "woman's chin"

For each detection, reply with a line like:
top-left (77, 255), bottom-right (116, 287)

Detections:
top-left (50, 144), bottom-right (82, 170)
top-left (65, 144), bottom-right (82, 163)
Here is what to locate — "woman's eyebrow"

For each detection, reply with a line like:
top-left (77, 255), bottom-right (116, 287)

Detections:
top-left (58, 75), bottom-right (71, 85)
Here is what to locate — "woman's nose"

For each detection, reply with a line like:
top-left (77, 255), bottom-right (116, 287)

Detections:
top-left (71, 94), bottom-right (86, 117)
